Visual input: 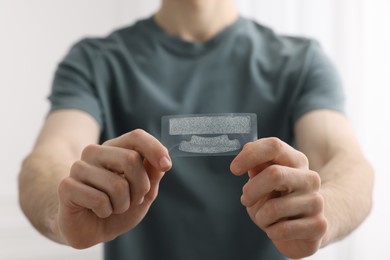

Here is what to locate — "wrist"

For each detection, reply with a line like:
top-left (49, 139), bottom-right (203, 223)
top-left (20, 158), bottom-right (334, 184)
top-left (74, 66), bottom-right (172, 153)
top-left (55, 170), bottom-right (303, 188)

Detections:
top-left (318, 185), bottom-right (341, 247)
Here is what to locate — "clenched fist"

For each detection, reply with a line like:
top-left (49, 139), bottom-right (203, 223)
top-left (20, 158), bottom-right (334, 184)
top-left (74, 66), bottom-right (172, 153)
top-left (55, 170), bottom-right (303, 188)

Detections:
top-left (53, 129), bottom-right (172, 248)
top-left (231, 137), bottom-right (328, 259)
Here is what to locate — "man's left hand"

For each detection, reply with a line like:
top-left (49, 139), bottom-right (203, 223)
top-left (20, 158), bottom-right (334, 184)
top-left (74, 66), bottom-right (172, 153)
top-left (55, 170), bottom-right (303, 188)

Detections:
top-left (230, 137), bottom-right (328, 259)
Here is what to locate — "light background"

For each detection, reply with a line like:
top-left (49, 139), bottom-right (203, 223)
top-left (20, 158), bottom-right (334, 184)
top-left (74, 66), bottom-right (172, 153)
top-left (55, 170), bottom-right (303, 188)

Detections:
top-left (0, 0), bottom-right (389, 259)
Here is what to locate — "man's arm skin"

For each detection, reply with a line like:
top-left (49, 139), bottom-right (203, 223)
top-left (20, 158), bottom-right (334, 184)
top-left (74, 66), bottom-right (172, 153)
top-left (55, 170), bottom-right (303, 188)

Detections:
top-left (18, 110), bottom-right (172, 248)
top-left (19, 110), bottom-right (100, 243)
top-left (231, 110), bottom-right (374, 259)
top-left (295, 110), bottom-right (374, 245)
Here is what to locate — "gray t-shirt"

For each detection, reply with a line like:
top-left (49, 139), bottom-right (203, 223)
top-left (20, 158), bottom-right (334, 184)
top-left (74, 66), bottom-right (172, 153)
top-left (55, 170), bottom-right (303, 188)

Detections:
top-left (49, 16), bottom-right (344, 260)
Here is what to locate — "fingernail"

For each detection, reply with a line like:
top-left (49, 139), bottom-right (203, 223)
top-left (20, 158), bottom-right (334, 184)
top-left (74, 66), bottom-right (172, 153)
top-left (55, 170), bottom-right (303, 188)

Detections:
top-left (159, 156), bottom-right (172, 170)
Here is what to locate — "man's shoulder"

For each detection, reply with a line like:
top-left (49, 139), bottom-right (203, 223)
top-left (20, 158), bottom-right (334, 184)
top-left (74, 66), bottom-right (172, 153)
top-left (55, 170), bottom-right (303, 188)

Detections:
top-left (238, 17), bottom-right (319, 73)
top-left (69, 17), bottom-right (154, 56)
top-left (243, 18), bottom-right (317, 58)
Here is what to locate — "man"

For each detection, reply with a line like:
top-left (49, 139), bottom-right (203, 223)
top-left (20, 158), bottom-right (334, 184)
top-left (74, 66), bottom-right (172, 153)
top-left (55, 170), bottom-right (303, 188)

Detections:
top-left (18, 0), bottom-right (374, 259)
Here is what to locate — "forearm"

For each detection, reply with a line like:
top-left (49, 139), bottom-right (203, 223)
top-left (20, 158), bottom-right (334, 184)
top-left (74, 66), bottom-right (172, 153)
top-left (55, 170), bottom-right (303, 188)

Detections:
top-left (18, 150), bottom-right (73, 244)
top-left (294, 111), bottom-right (374, 246)
top-left (318, 151), bottom-right (374, 246)
top-left (18, 110), bottom-right (101, 244)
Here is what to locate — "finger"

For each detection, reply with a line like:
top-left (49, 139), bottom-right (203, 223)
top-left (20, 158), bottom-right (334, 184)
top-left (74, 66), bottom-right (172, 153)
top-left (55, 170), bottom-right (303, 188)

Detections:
top-left (59, 177), bottom-right (113, 218)
top-left (80, 145), bottom-right (151, 206)
top-left (254, 192), bottom-right (325, 229)
top-left (122, 152), bottom-right (150, 205)
top-left (70, 160), bottom-right (130, 214)
top-left (241, 166), bottom-right (320, 207)
top-left (103, 129), bottom-right (172, 172)
top-left (247, 161), bottom-right (274, 179)
top-left (231, 137), bottom-right (308, 176)
top-left (264, 214), bottom-right (328, 242)
top-left (142, 159), bottom-right (165, 204)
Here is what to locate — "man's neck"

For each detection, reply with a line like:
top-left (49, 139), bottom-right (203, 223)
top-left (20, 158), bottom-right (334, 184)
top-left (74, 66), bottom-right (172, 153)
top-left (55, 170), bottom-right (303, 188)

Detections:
top-left (154, 0), bottom-right (239, 42)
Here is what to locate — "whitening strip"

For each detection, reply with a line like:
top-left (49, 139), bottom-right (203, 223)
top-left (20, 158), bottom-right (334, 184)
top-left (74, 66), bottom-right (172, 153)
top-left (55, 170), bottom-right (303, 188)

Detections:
top-left (161, 113), bottom-right (257, 157)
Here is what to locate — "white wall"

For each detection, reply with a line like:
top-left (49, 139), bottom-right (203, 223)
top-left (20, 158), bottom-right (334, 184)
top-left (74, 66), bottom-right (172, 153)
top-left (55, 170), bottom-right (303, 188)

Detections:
top-left (1, 1), bottom-right (389, 259)
top-left (0, 1), bottom-right (159, 259)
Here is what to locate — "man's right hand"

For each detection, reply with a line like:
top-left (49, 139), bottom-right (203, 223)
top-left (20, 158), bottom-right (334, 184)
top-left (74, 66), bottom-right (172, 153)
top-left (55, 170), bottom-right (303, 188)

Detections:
top-left (53, 129), bottom-right (172, 249)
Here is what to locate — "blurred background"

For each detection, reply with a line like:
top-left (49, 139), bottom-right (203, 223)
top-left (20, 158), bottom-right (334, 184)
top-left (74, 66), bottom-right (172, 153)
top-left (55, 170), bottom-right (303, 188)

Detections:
top-left (0, 0), bottom-right (389, 259)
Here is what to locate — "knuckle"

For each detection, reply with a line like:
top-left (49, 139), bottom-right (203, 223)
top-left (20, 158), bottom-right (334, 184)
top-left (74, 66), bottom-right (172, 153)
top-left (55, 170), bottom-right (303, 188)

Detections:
top-left (139, 181), bottom-right (151, 196)
top-left (123, 150), bottom-right (142, 166)
top-left (241, 185), bottom-right (255, 206)
top-left (266, 137), bottom-right (284, 153)
top-left (70, 160), bottom-right (86, 176)
top-left (305, 192), bottom-right (325, 216)
top-left (143, 194), bottom-right (155, 205)
top-left (308, 171), bottom-right (321, 190)
top-left (102, 139), bottom-right (111, 146)
top-left (130, 179), bottom-right (151, 205)
top-left (144, 185), bottom-right (159, 204)
top-left (58, 177), bottom-right (73, 196)
top-left (313, 214), bottom-right (328, 238)
top-left (114, 199), bottom-right (130, 214)
top-left (111, 178), bottom-right (129, 194)
top-left (312, 192), bottom-right (325, 211)
top-left (265, 165), bottom-right (285, 185)
top-left (254, 210), bottom-right (267, 229)
top-left (318, 216), bottom-right (328, 235)
top-left (81, 144), bottom-right (100, 159)
top-left (242, 141), bottom-right (255, 153)
top-left (263, 201), bottom-right (279, 219)
top-left (270, 221), bottom-right (291, 240)
top-left (241, 183), bottom-right (251, 197)
top-left (296, 150), bottom-right (309, 167)
top-left (91, 192), bottom-right (110, 210)
top-left (128, 128), bottom-right (147, 139)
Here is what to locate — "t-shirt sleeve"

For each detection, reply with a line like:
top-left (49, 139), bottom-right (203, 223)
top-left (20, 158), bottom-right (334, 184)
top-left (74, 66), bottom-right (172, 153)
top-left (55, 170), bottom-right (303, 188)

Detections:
top-left (291, 41), bottom-right (346, 123)
top-left (48, 39), bottom-right (103, 128)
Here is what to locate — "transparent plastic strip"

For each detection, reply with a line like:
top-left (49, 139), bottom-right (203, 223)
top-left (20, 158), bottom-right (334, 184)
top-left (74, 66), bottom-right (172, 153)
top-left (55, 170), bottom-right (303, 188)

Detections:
top-left (161, 113), bottom-right (257, 157)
